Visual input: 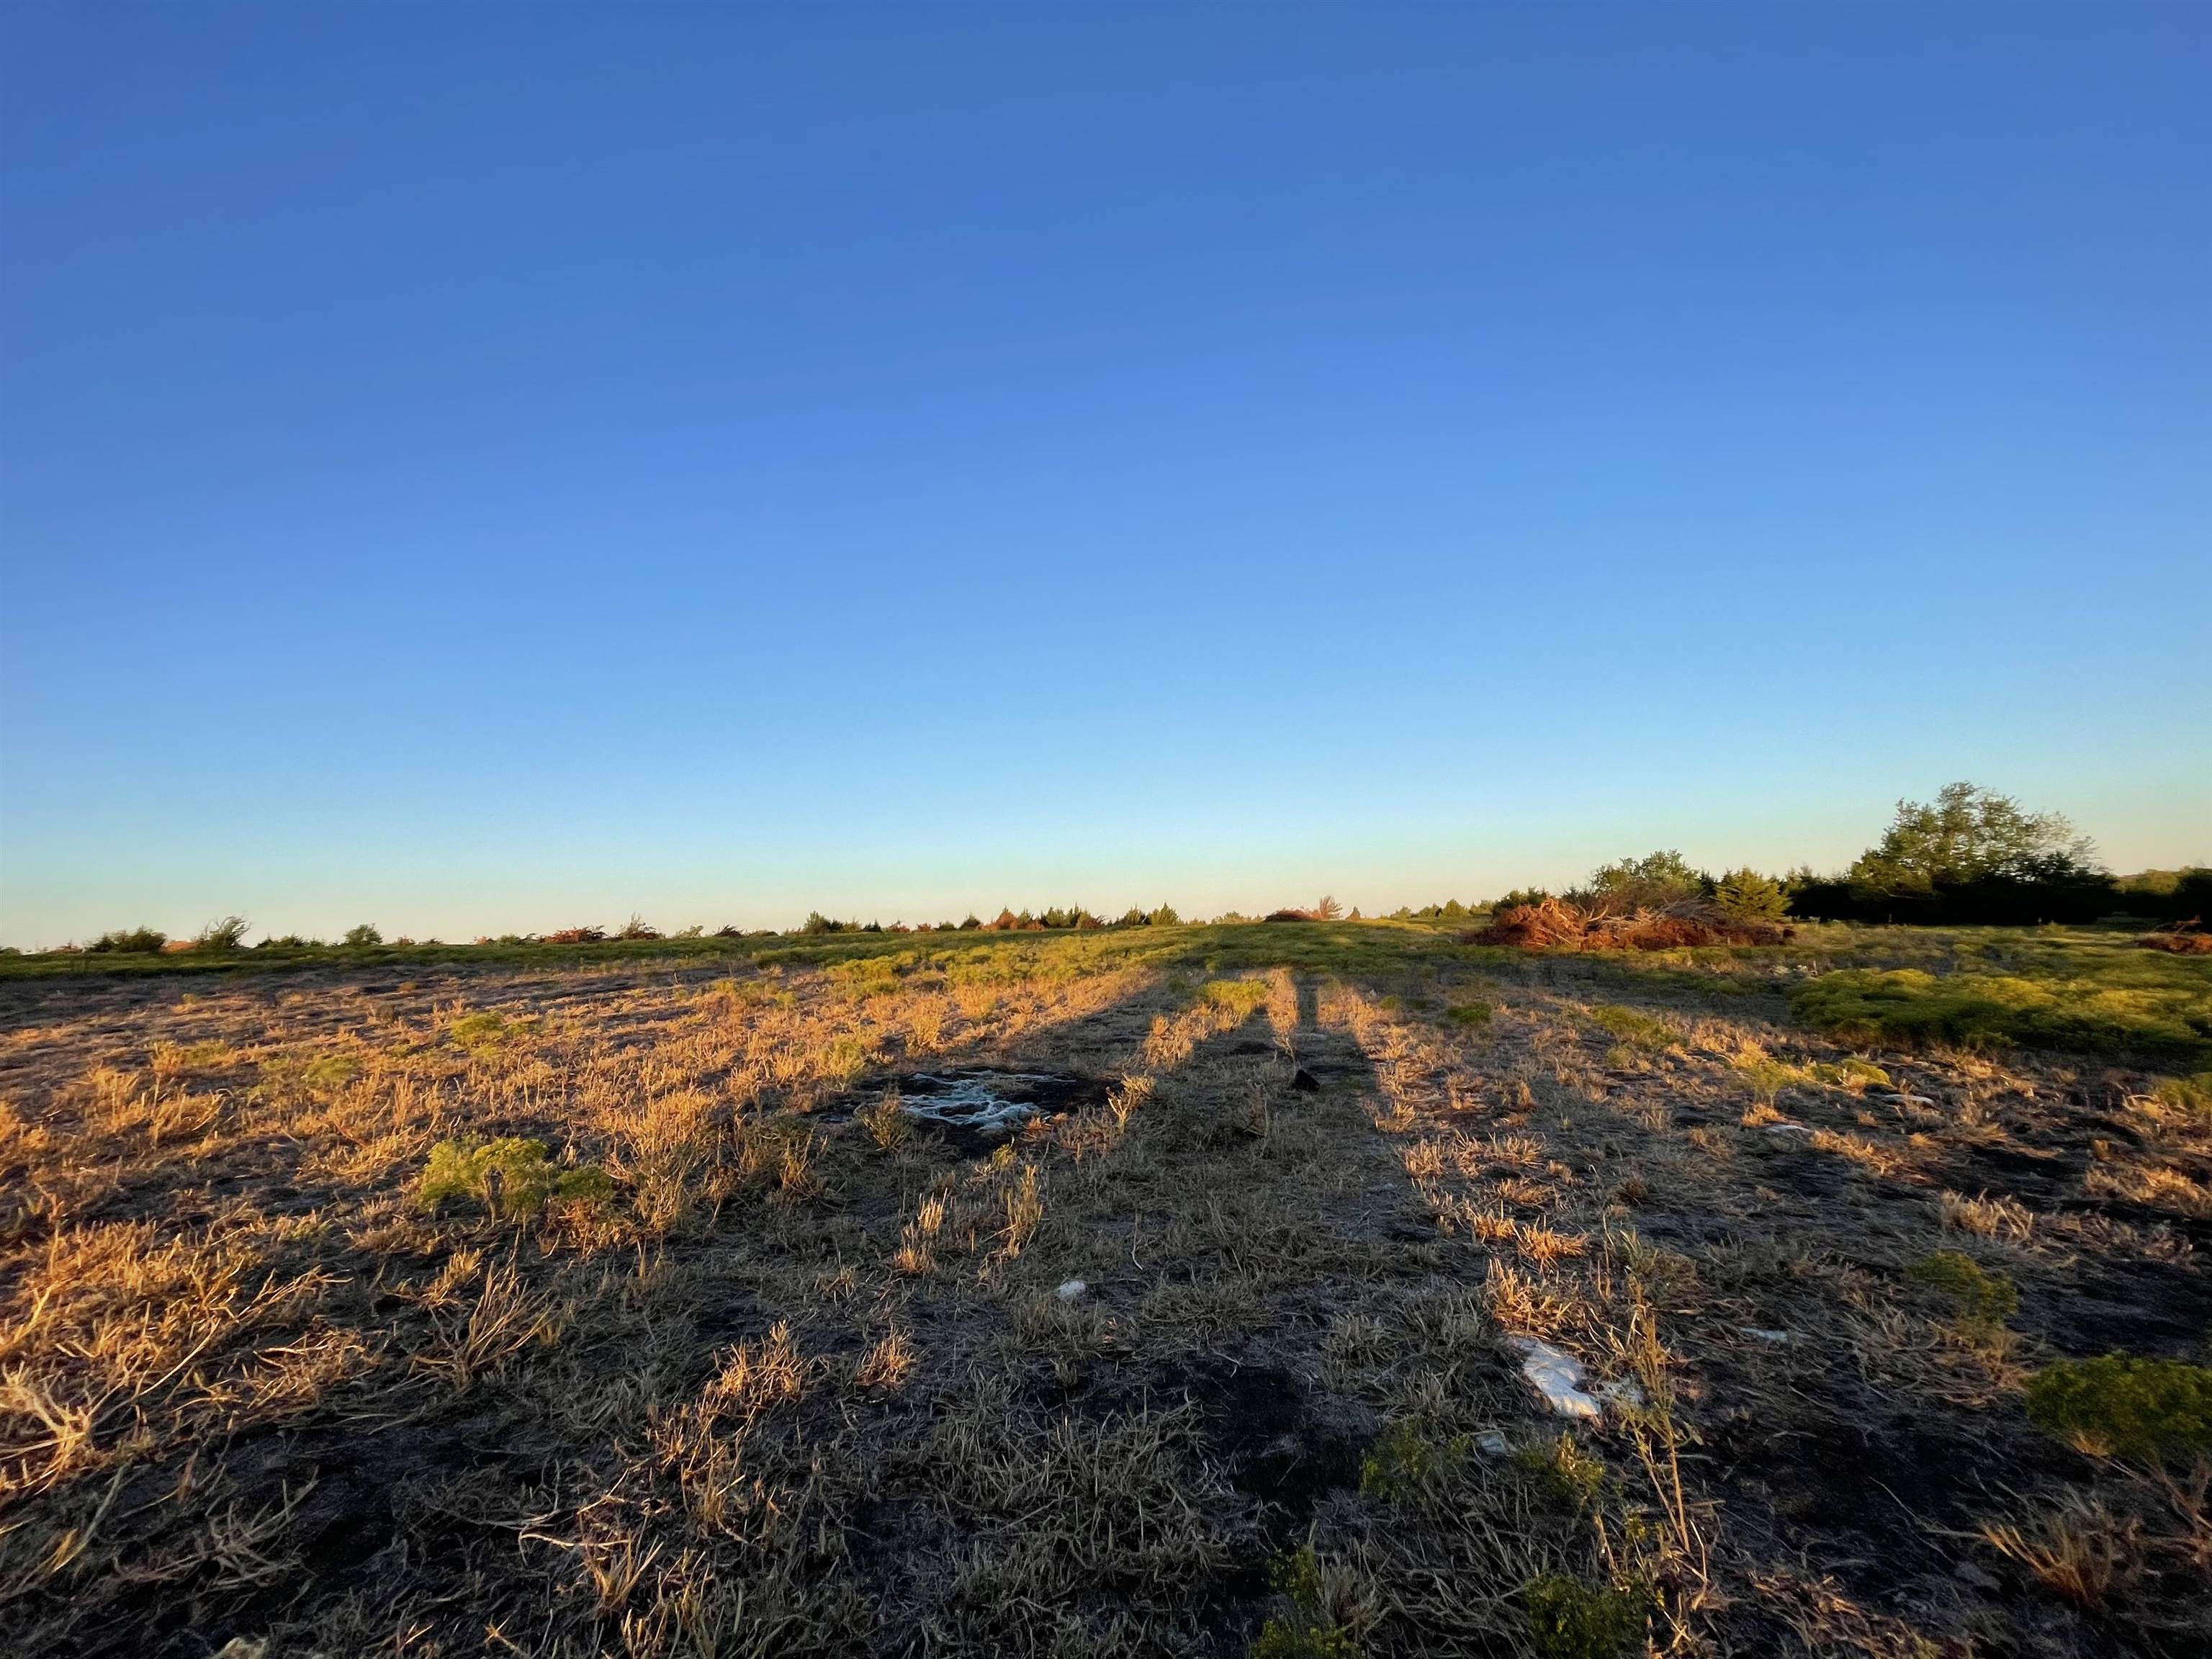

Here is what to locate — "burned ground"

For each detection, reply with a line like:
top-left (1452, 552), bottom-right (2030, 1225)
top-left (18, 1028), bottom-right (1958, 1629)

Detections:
top-left (1, 924), bottom-right (2206, 1656)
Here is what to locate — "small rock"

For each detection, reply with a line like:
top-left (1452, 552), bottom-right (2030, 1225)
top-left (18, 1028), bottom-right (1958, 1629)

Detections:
top-left (1763, 1121), bottom-right (1814, 1140)
top-left (1056, 1280), bottom-right (1087, 1302)
top-left (1291, 1067), bottom-right (1321, 1093)
top-left (1473, 1429), bottom-right (1512, 1458)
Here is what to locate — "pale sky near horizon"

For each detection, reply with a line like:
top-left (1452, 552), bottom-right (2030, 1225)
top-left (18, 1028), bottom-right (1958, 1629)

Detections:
top-left (2, 4), bottom-right (2207, 946)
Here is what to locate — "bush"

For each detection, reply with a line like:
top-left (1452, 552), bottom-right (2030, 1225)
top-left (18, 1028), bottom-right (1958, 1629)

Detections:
top-left (1515, 1433), bottom-right (1605, 1511)
top-left (85, 926), bottom-right (167, 954)
top-left (1524, 1573), bottom-right (1647, 1659)
top-left (196, 916), bottom-right (250, 952)
top-left (1577, 851), bottom-right (1706, 915)
top-left (544, 925), bottom-right (608, 945)
top-left (618, 914), bottom-right (662, 941)
top-left (2025, 1354), bottom-right (2212, 1465)
top-left (1906, 1250), bottom-right (2018, 1328)
top-left (1360, 1418), bottom-right (1470, 1503)
top-left (1445, 999), bottom-right (1493, 1028)
top-left (418, 1136), bottom-right (611, 1220)
top-left (342, 924), bottom-right (383, 948)
top-left (1251, 1547), bottom-right (1362, 1659)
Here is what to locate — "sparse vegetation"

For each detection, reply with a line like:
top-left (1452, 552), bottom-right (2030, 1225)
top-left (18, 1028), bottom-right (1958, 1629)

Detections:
top-left (1, 910), bottom-right (2206, 1655)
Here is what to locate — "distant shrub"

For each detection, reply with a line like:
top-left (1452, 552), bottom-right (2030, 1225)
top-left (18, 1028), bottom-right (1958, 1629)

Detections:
top-left (1149, 904), bottom-right (1180, 926)
top-left (957, 914), bottom-right (982, 930)
top-left (544, 926), bottom-right (608, 945)
top-left (195, 916), bottom-right (251, 952)
top-left (2024, 1354), bottom-right (2212, 1465)
top-left (1576, 851), bottom-right (1707, 916)
top-left (618, 914), bottom-right (662, 940)
top-left (2113, 866), bottom-right (2212, 924)
top-left (256, 934), bottom-right (317, 950)
top-left (1524, 1573), bottom-right (1647, 1659)
top-left (85, 926), bottom-right (168, 954)
top-left (342, 924), bottom-right (383, 948)
top-left (1906, 1250), bottom-right (2018, 1328)
top-left (1486, 889), bottom-right (1550, 914)
top-left (1712, 868), bottom-right (1791, 922)
top-left (419, 1136), bottom-right (611, 1220)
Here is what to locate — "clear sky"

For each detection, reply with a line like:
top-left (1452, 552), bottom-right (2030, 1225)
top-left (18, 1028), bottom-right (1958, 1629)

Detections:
top-left (2, 3), bottom-right (2206, 945)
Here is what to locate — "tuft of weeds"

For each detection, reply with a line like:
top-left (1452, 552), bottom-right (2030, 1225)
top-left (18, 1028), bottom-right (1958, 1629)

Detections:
top-left (1252, 1545), bottom-right (1364, 1659)
top-left (1359, 1417), bottom-right (1471, 1505)
top-left (1445, 999), bottom-right (1493, 1029)
top-left (446, 1010), bottom-right (535, 1054)
top-left (418, 1137), bottom-right (612, 1221)
top-left (1810, 1057), bottom-right (1892, 1089)
top-left (1515, 1432), bottom-right (1606, 1511)
top-left (857, 1087), bottom-right (911, 1150)
top-left (1905, 1249), bottom-right (2018, 1331)
top-left (1524, 1571), bottom-right (1649, 1659)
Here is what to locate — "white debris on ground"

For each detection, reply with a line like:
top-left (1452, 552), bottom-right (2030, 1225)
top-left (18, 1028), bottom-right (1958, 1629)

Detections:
top-left (897, 1073), bottom-right (1056, 1134)
top-left (1473, 1429), bottom-right (1512, 1458)
top-left (1056, 1280), bottom-right (1087, 1301)
top-left (1510, 1336), bottom-right (1604, 1421)
top-left (1739, 1326), bottom-right (1792, 1345)
top-left (1763, 1121), bottom-right (1815, 1140)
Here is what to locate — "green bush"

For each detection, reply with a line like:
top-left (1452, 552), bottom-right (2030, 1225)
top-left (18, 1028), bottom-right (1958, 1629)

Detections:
top-left (85, 926), bottom-right (167, 954)
top-left (343, 923), bottom-right (383, 948)
top-left (195, 916), bottom-right (251, 951)
top-left (1251, 1547), bottom-right (1362, 1659)
top-left (1359, 1418), bottom-right (1470, 1503)
top-left (1514, 1433), bottom-right (1606, 1511)
top-left (419, 1136), bottom-right (611, 1220)
top-left (1524, 1573), bottom-right (1647, 1659)
top-left (2024, 1354), bottom-right (2212, 1466)
top-left (448, 1010), bottom-right (531, 1053)
top-left (1445, 999), bottom-right (1493, 1028)
top-left (1905, 1250), bottom-right (2018, 1328)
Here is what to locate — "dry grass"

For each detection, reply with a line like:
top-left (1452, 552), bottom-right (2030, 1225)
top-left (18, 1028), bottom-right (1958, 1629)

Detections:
top-left (1, 929), bottom-right (2206, 1656)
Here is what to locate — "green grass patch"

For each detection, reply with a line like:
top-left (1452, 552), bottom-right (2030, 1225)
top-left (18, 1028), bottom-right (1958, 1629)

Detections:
top-left (2025, 1354), bottom-right (2212, 1466)
top-left (419, 1137), bottom-right (612, 1220)
top-left (1588, 1005), bottom-right (1674, 1049)
top-left (1905, 1250), bottom-right (2018, 1329)
top-left (1790, 960), bottom-right (2212, 1061)
top-left (1524, 1573), bottom-right (1647, 1659)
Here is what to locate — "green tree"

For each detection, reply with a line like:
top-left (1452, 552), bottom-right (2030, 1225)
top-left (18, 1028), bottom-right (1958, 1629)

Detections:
top-left (1849, 782), bottom-right (2098, 898)
top-left (1712, 868), bottom-right (1790, 921)
top-left (1581, 851), bottom-right (1704, 913)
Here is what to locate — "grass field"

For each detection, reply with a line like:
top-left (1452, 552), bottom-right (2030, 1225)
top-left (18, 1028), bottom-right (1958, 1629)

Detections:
top-left (4, 922), bottom-right (2208, 1656)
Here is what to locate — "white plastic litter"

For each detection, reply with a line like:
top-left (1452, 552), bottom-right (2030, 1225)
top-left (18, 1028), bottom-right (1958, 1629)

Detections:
top-left (1596, 1377), bottom-right (1647, 1411)
top-left (1763, 1121), bottom-right (1814, 1140)
top-left (1510, 1336), bottom-right (1604, 1421)
top-left (1473, 1429), bottom-right (1512, 1458)
top-left (1056, 1280), bottom-right (1087, 1302)
top-left (1739, 1327), bottom-right (1791, 1346)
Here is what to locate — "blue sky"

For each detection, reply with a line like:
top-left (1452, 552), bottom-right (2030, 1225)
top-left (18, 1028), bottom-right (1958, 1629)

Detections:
top-left (2, 4), bottom-right (2206, 945)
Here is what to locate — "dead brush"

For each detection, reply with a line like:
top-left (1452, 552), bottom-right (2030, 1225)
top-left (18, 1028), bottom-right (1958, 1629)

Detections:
top-left (857, 1087), bottom-right (911, 1151)
top-left (1979, 1494), bottom-right (2146, 1609)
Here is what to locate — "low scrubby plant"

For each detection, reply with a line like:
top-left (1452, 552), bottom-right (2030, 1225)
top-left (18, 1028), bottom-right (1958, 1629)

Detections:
top-left (2024, 1353), bottom-right (2212, 1467)
top-left (419, 1136), bottom-right (612, 1220)
top-left (1712, 867), bottom-right (1791, 922)
top-left (1591, 1006), bottom-right (1673, 1049)
top-left (1515, 1432), bottom-right (1606, 1511)
top-left (1524, 1572), bottom-right (1647, 1659)
top-left (85, 926), bottom-right (167, 954)
top-left (1251, 1545), bottom-right (1362, 1659)
top-left (195, 916), bottom-right (251, 951)
top-left (448, 1010), bottom-right (531, 1053)
top-left (1360, 1418), bottom-right (1470, 1503)
top-left (858, 1089), bottom-right (910, 1150)
top-left (1906, 1250), bottom-right (2018, 1329)
top-left (1445, 999), bottom-right (1493, 1029)
top-left (341, 924), bottom-right (383, 947)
